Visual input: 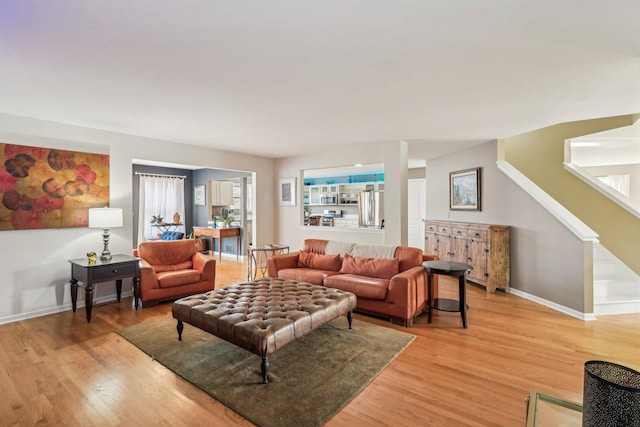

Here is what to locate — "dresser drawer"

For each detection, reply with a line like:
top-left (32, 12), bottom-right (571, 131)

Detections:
top-left (468, 228), bottom-right (488, 241)
top-left (425, 221), bottom-right (440, 233)
top-left (436, 223), bottom-right (451, 234)
top-left (452, 226), bottom-right (468, 237)
top-left (90, 262), bottom-right (138, 283)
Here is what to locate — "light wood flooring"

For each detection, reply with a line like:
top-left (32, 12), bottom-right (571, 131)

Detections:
top-left (1, 257), bottom-right (639, 426)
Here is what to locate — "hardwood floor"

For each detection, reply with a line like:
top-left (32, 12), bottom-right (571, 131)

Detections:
top-left (1, 258), bottom-right (639, 426)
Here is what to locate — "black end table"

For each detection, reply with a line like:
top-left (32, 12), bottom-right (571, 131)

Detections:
top-left (422, 260), bottom-right (473, 328)
top-left (69, 254), bottom-right (140, 322)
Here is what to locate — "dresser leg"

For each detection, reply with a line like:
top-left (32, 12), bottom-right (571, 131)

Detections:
top-left (133, 277), bottom-right (140, 309)
top-left (70, 279), bottom-right (78, 312)
top-left (116, 279), bottom-right (122, 302)
top-left (459, 275), bottom-right (468, 329)
top-left (85, 284), bottom-right (94, 323)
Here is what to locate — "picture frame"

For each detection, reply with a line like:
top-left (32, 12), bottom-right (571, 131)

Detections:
top-left (194, 184), bottom-right (206, 206)
top-left (450, 168), bottom-right (481, 211)
top-left (279, 178), bottom-right (296, 206)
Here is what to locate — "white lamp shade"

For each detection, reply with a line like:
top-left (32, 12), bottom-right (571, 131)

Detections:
top-left (88, 207), bottom-right (123, 229)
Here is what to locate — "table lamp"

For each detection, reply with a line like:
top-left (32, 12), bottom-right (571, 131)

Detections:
top-left (583, 360), bottom-right (640, 426)
top-left (88, 207), bottom-right (123, 261)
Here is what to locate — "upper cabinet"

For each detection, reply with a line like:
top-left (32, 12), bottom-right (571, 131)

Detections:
top-left (304, 182), bottom-right (384, 205)
top-left (303, 163), bottom-right (384, 206)
top-left (210, 180), bottom-right (233, 206)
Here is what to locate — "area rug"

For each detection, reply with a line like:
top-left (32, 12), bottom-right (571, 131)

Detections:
top-left (117, 316), bottom-right (415, 427)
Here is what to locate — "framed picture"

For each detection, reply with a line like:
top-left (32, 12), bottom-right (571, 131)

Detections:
top-left (279, 178), bottom-right (296, 206)
top-left (450, 168), bottom-right (481, 211)
top-left (194, 185), bottom-right (206, 206)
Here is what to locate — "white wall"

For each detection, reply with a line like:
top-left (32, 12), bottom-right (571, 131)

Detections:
top-left (0, 113), bottom-right (275, 323)
top-left (419, 140), bottom-right (587, 313)
top-left (275, 141), bottom-right (407, 250)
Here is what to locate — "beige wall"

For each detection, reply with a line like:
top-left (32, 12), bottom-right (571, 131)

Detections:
top-left (422, 140), bottom-right (589, 312)
top-left (501, 114), bottom-right (640, 275)
top-left (0, 113), bottom-right (275, 323)
top-left (275, 141), bottom-right (407, 250)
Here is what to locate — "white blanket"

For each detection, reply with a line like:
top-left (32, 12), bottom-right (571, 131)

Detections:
top-left (325, 240), bottom-right (356, 258)
top-left (350, 244), bottom-right (397, 259)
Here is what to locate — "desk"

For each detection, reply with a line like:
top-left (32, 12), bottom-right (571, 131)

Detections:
top-left (247, 244), bottom-right (290, 280)
top-left (422, 260), bottom-right (472, 328)
top-left (69, 254), bottom-right (140, 322)
top-left (193, 226), bottom-right (240, 262)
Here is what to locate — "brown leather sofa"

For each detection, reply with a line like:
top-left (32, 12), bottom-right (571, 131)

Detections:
top-left (133, 239), bottom-right (216, 305)
top-left (267, 239), bottom-right (438, 326)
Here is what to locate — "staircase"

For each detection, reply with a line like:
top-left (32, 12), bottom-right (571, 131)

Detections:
top-left (593, 242), bottom-right (640, 315)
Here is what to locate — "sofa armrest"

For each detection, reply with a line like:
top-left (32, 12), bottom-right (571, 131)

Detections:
top-left (138, 259), bottom-right (159, 290)
top-left (386, 266), bottom-right (427, 310)
top-left (267, 252), bottom-right (300, 278)
top-left (192, 252), bottom-right (216, 279)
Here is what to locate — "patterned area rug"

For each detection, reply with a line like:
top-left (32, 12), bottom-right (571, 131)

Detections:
top-left (117, 315), bottom-right (415, 427)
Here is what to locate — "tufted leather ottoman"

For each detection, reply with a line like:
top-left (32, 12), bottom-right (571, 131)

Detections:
top-left (171, 278), bottom-right (357, 383)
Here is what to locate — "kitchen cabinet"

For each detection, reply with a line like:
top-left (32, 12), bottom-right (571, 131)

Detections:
top-left (306, 184), bottom-right (338, 205)
top-left (338, 183), bottom-right (362, 205)
top-left (231, 182), bottom-right (241, 210)
top-left (210, 180), bottom-right (233, 206)
top-left (424, 220), bottom-right (510, 293)
top-left (307, 186), bottom-right (321, 205)
top-left (332, 217), bottom-right (359, 228)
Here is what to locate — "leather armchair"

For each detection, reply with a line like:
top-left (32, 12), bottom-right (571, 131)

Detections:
top-left (133, 239), bottom-right (216, 305)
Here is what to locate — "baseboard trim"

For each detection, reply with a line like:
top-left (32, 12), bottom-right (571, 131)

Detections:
top-left (0, 290), bottom-right (134, 325)
top-left (510, 288), bottom-right (596, 321)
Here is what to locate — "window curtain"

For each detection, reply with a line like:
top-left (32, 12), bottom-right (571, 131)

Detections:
top-left (137, 175), bottom-right (185, 245)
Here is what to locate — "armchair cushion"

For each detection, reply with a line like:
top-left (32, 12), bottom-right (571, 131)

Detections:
top-left (153, 260), bottom-right (193, 273)
top-left (134, 239), bottom-right (216, 304)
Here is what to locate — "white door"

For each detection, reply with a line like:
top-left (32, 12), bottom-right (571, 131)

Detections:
top-left (408, 179), bottom-right (426, 250)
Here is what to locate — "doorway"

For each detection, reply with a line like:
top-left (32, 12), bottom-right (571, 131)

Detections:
top-left (408, 179), bottom-right (426, 250)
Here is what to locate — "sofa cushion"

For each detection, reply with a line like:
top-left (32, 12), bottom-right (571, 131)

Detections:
top-left (339, 254), bottom-right (399, 280)
top-left (161, 231), bottom-right (185, 240)
top-left (323, 274), bottom-right (389, 300)
top-left (297, 252), bottom-right (342, 272)
top-left (277, 268), bottom-right (340, 286)
top-left (157, 270), bottom-right (201, 288)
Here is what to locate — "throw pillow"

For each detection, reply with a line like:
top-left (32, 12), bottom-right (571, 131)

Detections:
top-left (298, 252), bottom-right (342, 272)
top-left (339, 253), bottom-right (400, 280)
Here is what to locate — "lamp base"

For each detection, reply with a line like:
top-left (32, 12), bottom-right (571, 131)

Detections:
top-left (100, 229), bottom-right (113, 262)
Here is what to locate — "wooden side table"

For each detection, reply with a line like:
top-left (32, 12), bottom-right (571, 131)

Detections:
top-left (422, 260), bottom-right (473, 328)
top-left (69, 254), bottom-right (140, 322)
top-left (247, 244), bottom-right (290, 280)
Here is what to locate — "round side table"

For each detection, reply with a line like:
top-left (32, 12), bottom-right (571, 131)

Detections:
top-left (422, 260), bottom-right (473, 328)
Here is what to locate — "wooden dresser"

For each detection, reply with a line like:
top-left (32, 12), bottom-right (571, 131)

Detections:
top-left (425, 220), bottom-right (510, 293)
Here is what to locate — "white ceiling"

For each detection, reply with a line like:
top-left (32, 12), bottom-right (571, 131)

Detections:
top-left (1, 1), bottom-right (639, 160)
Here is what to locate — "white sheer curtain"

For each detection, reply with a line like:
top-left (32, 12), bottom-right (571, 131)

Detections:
top-left (137, 175), bottom-right (186, 245)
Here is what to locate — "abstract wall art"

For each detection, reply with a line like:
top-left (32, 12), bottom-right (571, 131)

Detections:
top-left (0, 143), bottom-right (110, 230)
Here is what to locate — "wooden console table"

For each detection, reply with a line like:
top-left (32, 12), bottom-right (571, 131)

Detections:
top-left (193, 226), bottom-right (240, 262)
